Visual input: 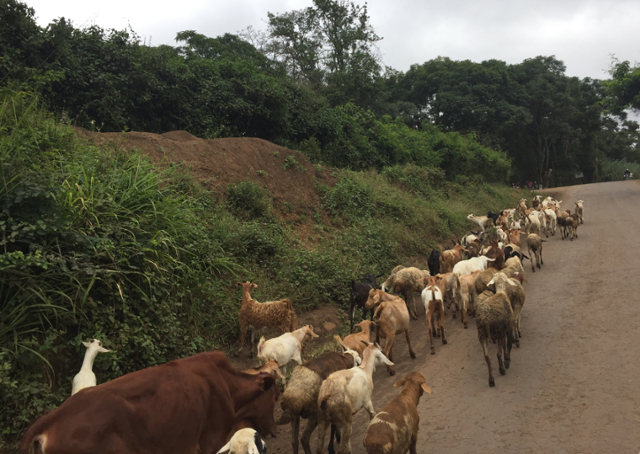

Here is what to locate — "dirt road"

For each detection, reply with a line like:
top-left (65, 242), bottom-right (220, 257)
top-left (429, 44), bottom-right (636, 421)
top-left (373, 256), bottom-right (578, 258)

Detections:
top-left (268, 180), bottom-right (640, 454)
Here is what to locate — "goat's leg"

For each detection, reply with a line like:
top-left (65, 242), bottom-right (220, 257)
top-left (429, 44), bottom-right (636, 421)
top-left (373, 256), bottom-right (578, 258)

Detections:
top-left (505, 329), bottom-right (514, 369)
top-left (497, 336), bottom-right (506, 375)
top-left (248, 328), bottom-right (255, 358)
top-left (337, 420), bottom-right (352, 454)
top-left (384, 332), bottom-right (396, 375)
top-left (460, 295), bottom-right (468, 329)
top-left (291, 414), bottom-right (301, 454)
top-left (239, 323), bottom-right (247, 353)
top-left (426, 308), bottom-right (435, 355)
top-left (349, 300), bottom-right (356, 332)
top-left (300, 413), bottom-right (317, 454)
top-left (404, 329), bottom-right (416, 359)
top-left (409, 433), bottom-right (418, 454)
top-left (328, 424), bottom-right (338, 454)
top-left (406, 292), bottom-right (418, 320)
top-left (315, 419), bottom-right (328, 454)
top-left (438, 306), bottom-right (447, 345)
top-left (480, 333), bottom-right (495, 387)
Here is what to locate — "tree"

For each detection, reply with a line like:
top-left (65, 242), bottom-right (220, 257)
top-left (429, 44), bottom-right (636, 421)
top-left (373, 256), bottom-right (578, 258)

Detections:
top-left (603, 57), bottom-right (640, 116)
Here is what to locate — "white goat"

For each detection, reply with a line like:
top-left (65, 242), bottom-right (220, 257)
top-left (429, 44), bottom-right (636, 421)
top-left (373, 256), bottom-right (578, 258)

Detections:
top-left (452, 256), bottom-right (494, 277)
top-left (315, 343), bottom-right (393, 454)
top-left (543, 208), bottom-right (557, 236)
top-left (217, 428), bottom-right (267, 454)
top-left (257, 325), bottom-right (319, 385)
top-left (71, 339), bottom-right (110, 395)
top-left (466, 214), bottom-right (493, 232)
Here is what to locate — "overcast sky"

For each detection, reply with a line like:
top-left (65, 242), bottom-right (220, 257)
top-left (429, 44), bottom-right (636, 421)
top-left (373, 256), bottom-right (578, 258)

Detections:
top-left (24, 0), bottom-right (640, 80)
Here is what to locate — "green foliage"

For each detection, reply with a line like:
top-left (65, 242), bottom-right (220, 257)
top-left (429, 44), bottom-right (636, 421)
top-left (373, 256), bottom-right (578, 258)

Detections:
top-left (600, 158), bottom-right (640, 182)
top-left (225, 181), bottom-right (272, 220)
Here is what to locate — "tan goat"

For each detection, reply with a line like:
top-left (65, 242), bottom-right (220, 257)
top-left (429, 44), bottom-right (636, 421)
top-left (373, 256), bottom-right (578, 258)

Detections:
top-left (243, 359), bottom-right (286, 381)
top-left (372, 298), bottom-right (416, 375)
top-left (421, 276), bottom-right (447, 354)
top-left (363, 371), bottom-right (431, 454)
top-left (335, 320), bottom-right (374, 357)
top-left (238, 282), bottom-right (298, 356)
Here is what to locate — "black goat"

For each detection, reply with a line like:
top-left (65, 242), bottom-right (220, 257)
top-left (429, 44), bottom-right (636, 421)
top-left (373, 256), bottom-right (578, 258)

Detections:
top-left (504, 245), bottom-right (529, 263)
top-left (427, 249), bottom-right (441, 276)
top-left (349, 274), bottom-right (380, 331)
top-left (487, 211), bottom-right (503, 225)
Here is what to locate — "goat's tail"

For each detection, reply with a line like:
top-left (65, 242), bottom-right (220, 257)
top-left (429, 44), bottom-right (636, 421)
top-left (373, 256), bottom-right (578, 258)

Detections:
top-left (257, 336), bottom-right (266, 356)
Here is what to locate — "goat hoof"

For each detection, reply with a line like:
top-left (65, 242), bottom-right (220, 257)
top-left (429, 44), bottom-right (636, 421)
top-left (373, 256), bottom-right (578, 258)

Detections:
top-left (499, 368), bottom-right (506, 375)
top-left (463, 323), bottom-right (468, 329)
top-left (430, 350), bottom-right (435, 355)
top-left (505, 361), bottom-right (510, 369)
top-left (388, 369), bottom-right (396, 376)
top-left (442, 339), bottom-right (448, 345)
top-left (410, 352), bottom-right (416, 359)
top-left (489, 379), bottom-right (495, 387)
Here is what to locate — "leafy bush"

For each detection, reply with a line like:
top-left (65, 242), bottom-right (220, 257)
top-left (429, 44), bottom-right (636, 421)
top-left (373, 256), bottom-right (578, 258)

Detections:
top-left (226, 181), bottom-right (272, 220)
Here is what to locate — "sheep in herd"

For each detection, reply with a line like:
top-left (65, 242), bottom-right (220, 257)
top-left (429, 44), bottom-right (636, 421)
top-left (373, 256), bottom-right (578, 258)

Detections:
top-left (372, 296), bottom-right (417, 375)
top-left (316, 343), bottom-right (393, 454)
top-left (381, 267), bottom-right (430, 320)
top-left (475, 272), bottom-right (516, 387)
top-left (453, 268), bottom-right (480, 322)
top-left (474, 267), bottom-right (498, 300)
top-left (238, 282), bottom-right (298, 356)
top-left (452, 255), bottom-right (494, 277)
top-left (439, 244), bottom-right (467, 274)
top-left (257, 325), bottom-right (319, 385)
top-left (349, 274), bottom-right (378, 331)
top-left (421, 276), bottom-right (447, 354)
top-left (335, 320), bottom-right (374, 358)
top-left (427, 249), bottom-right (441, 276)
top-left (243, 359), bottom-right (286, 381)
top-left (502, 256), bottom-right (525, 278)
top-left (217, 428), bottom-right (266, 454)
top-left (363, 371), bottom-right (431, 454)
top-left (526, 234), bottom-right (544, 273)
top-left (575, 200), bottom-right (584, 224)
top-left (467, 214), bottom-right (494, 232)
top-left (278, 349), bottom-right (361, 454)
top-left (71, 339), bottom-right (110, 395)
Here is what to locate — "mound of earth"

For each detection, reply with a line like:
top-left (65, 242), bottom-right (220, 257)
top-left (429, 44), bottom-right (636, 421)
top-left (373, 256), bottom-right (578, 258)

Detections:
top-left (73, 128), bottom-right (338, 233)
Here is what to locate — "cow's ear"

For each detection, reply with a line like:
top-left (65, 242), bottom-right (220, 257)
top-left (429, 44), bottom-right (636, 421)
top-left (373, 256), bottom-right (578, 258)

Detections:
top-left (259, 375), bottom-right (275, 391)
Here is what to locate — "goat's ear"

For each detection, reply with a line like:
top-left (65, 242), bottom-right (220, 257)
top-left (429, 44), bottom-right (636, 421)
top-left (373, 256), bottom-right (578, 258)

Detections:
top-left (421, 383), bottom-right (432, 394)
top-left (360, 340), bottom-right (371, 347)
top-left (487, 278), bottom-right (495, 286)
top-left (237, 282), bottom-right (243, 286)
top-left (393, 377), bottom-right (407, 388)
top-left (216, 441), bottom-right (232, 454)
top-left (82, 341), bottom-right (91, 348)
top-left (507, 279), bottom-right (517, 286)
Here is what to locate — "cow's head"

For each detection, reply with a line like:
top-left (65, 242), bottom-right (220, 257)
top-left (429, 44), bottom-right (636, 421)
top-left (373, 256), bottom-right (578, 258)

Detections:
top-left (233, 375), bottom-right (280, 440)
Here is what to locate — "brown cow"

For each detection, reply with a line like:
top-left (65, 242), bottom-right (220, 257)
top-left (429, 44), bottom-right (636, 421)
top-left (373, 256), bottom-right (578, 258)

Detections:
top-left (21, 352), bottom-right (279, 454)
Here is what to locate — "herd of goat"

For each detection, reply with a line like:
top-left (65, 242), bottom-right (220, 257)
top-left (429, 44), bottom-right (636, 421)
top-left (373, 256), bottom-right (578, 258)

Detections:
top-left (25, 194), bottom-right (585, 454)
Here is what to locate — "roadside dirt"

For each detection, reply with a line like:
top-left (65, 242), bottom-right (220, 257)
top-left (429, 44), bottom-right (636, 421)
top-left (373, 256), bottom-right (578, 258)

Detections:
top-left (265, 180), bottom-right (640, 454)
top-left (73, 128), bottom-right (337, 243)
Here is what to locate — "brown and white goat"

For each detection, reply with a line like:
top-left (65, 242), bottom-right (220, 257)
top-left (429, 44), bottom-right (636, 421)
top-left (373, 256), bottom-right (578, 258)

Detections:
top-left (316, 344), bottom-right (393, 454)
top-left (335, 320), bottom-right (374, 357)
top-left (363, 371), bottom-right (431, 454)
top-left (421, 276), bottom-right (447, 354)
